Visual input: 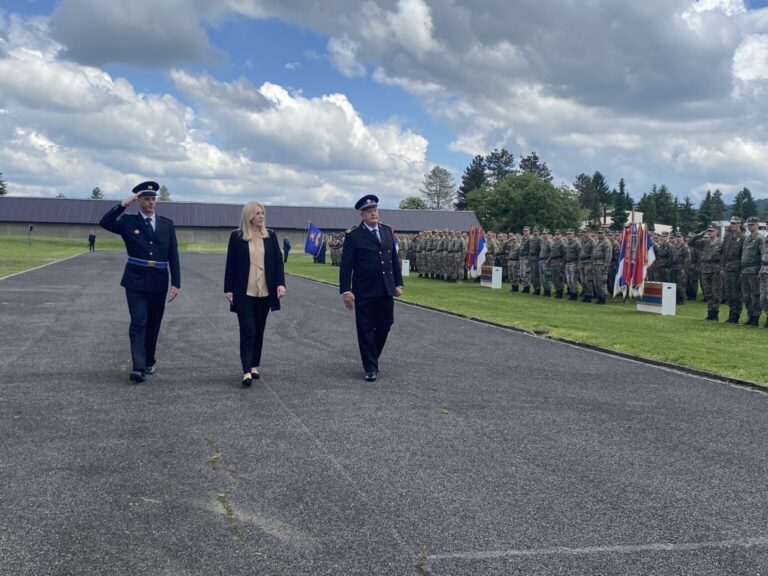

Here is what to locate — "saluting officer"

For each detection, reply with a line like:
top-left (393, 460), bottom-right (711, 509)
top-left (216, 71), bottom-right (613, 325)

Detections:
top-left (100, 181), bottom-right (180, 383)
top-left (340, 194), bottom-right (404, 382)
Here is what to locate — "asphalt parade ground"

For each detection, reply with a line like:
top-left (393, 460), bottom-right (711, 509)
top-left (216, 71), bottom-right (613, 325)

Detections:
top-left (1, 252), bottom-right (768, 576)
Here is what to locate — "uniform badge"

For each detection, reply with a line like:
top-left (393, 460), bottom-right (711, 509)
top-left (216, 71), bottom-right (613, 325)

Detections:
top-left (134, 229), bottom-right (140, 235)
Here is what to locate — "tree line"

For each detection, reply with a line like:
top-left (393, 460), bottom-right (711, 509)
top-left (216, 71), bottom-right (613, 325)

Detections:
top-left (400, 149), bottom-right (767, 235)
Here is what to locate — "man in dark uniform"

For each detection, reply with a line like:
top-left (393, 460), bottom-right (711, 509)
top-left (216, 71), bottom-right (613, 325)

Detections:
top-left (100, 181), bottom-right (181, 383)
top-left (340, 194), bottom-right (403, 382)
top-left (88, 231), bottom-right (96, 252)
top-left (283, 236), bottom-right (291, 263)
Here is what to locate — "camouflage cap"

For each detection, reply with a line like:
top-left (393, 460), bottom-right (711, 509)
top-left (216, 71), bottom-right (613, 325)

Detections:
top-left (730, 215), bottom-right (742, 223)
top-left (747, 216), bottom-right (759, 224)
top-left (541, 228), bottom-right (550, 234)
top-left (566, 228), bottom-right (574, 234)
top-left (597, 228), bottom-right (605, 234)
top-left (707, 223), bottom-right (717, 231)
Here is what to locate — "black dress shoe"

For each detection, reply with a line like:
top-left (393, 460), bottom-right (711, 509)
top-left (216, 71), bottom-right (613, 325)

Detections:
top-left (144, 365), bottom-right (156, 375)
top-left (242, 375), bottom-right (253, 387)
top-left (251, 369), bottom-right (260, 380)
top-left (364, 371), bottom-right (377, 382)
top-left (129, 370), bottom-right (146, 383)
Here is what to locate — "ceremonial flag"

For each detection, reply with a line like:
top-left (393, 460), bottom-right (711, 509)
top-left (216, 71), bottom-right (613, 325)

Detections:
top-left (612, 223), bottom-right (655, 299)
top-left (465, 226), bottom-right (486, 278)
top-left (612, 226), bottom-right (630, 298)
top-left (304, 222), bottom-right (324, 258)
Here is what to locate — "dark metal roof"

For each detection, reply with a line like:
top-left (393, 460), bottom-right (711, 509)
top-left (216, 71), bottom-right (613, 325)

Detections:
top-left (0, 197), bottom-right (479, 232)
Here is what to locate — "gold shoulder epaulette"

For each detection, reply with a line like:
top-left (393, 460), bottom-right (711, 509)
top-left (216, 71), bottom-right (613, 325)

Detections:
top-left (345, 225), bottom-right (356, 233)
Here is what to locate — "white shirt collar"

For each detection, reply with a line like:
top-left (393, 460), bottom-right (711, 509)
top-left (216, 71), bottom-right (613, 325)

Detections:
top-left (139, 211), bottom-right (155, 223)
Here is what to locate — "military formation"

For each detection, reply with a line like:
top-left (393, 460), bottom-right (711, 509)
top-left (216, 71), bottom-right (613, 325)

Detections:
top-left (325, 216), bottom-right (768, 327)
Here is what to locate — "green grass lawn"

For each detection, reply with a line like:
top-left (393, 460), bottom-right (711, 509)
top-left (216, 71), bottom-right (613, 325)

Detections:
top-left (0, 235), bottom-right (227, 277)
top-left (285, 254), bottom-right (768, 386)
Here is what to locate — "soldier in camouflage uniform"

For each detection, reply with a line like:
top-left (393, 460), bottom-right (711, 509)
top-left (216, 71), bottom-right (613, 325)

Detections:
top-left (740, 216), bottom-right (763, 326)
top-left (483, 232), bottom-right (498, 277)
top-left (438, 230), bottom-right (450, 280)
top-left (507, 235), bottom-right (520, 292)
top-left (550, 230), bottom-right (566, 298)
top-left (689, 225), bottom-right (723, 320)
top-left (529, 227), bottom-right (542, 295)
top-left (609, 232), bottom-right (621, 292)
top-left (425, 230), bottom-right (437, 278)
top-left (721, 216), bottom-right (743, 323)
top-left (654, 233), bottom-right (671, 282)
top-left (519, 226), bottom-right (532, 293)
top-left (686, 233), bottom-right (700, 300)
top-left (496, 233), bottom-right (509, 282)
top-left (592, 229), bottom-right (612, 304)
top-left (456, 231), bottom-right (468, 281)
top-left (759, 231), bottom-right (768, 327)
top-left (579, 230), bottom-right (595, 302)
top-left (669, 232), bottom-right (691, 305)
top-left (538, 229), bottom-right (553, 296)
top-left (564, 228), bottom-right (581, 300)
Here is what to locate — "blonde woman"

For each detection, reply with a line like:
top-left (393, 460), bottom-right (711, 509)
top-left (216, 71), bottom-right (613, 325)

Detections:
top-left (224, 202), bottom-right (286, 386)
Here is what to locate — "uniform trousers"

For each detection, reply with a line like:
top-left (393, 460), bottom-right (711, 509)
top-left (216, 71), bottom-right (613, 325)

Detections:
top-left (237, 295), bottom-right (271, 373)
top-left (760, 274), bottom-right (768, 318)
top-left (701, 271), bottom-right (722, 312)
top-left (723, 270), bottom-right (742, 313)
top-left (519, 258), bottom-right (530, 288)
top-left (125, 288), bottom-right (166, 371)
top-left (565, 262), bottom-right (580, 295)
top-left (354, 296), bottom-right (394, 373)
top-left (741, 273), bottom-right (761, 318)
top-left (530, 259), bottom-right (541, 290)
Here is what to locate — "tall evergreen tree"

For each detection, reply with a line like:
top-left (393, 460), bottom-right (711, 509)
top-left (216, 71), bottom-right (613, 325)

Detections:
top-left (591, 171), bottom-right (611, 206)
top-left (420, 166), bottom-right (456, 209)
top-left (732, 187), bottom-right (758, 220)
top-left (698, 190), bottom-right (714, 230)
top-left (518, 151), bottom-right (553, 182)
top-left (484, 148), bottom-right (515, 186)
top-left (610, 188), bottom-right (629, 231)
top-left (654, 184), bottom-right (675, 224)
top-left (0, 172), bottom-right (6, 196)
top-left (679, 196), bottom-right (697, 235)
top-left (90, 186), bottom-right (104, 199)
top-left (637, 192), bottom-right (657, 230)
top-left (574, 173), bottom-right (600, 226)
top-left (456, 155), bottom-right (485, 210)
top-left (158, 185), bottom-right (171, 201)
top-left (712, 189), bottom-right (725, 220)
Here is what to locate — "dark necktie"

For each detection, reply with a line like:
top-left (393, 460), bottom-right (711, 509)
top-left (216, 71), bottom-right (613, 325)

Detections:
top-left (145, 217), bottom-right (153, 231)
top-left (372, 227), bottom-right (380, 243)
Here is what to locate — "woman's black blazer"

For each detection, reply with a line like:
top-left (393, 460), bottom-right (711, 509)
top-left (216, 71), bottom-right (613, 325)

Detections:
top-left (224, 229), bottom-right (285, 313)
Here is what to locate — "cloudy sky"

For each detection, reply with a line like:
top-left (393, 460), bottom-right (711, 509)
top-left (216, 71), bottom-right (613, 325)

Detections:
top-left (1, 0), bottom-right (767, 208)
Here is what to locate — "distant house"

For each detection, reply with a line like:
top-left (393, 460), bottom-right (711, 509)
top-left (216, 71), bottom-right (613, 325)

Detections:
top-left (0, 197), bottom-right (480, 246)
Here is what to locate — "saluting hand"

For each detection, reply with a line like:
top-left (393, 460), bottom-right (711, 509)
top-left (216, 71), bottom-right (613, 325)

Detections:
top-left (120, 193), bottom-right (139, 208)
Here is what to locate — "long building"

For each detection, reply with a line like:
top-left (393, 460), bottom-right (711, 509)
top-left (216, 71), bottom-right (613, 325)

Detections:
top-left (0, 197), bottom-right (480, 246)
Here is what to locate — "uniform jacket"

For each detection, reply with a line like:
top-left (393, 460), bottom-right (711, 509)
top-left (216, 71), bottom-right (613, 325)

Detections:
top-left (100, 204), bottom-right (180, 293)
top-left (224, 229), bottom-right (285, 313)
top-left (339, 222), bottom-right (403, 297)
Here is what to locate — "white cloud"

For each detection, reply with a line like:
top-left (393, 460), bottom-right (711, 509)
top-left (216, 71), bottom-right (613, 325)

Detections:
top-left (0, 14), bottom-right (428, 205)
top-left (3, 0), bottom-right (768, 208)
top-left (327, 34), bottom-right (366, 78)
